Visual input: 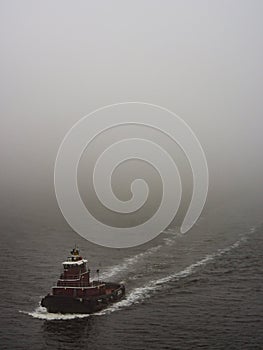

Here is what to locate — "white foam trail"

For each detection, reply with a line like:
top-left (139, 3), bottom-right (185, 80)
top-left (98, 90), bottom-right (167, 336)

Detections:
top-left (163, 238), bottom-right (174, 246)
top-left (249, 226), bottom-right (256, 234)
top-left (96, 231), bottom-right (254, 316)
top-left (20, 240), bottom-right (171, 321)
top-left (20, 306), bottom-right (90, 320)
top-left (22, 226), bottom-right (257, 320)
top-left (162, 227), bottom-right (180, 235)
top-left (99, 244), bottom-right (162, 279)
top-left (99, 227), bottom-right (181, 280)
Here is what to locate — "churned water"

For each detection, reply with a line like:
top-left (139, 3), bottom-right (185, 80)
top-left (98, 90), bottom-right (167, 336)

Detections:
top-left (0, 220), bottom-right (262, 349)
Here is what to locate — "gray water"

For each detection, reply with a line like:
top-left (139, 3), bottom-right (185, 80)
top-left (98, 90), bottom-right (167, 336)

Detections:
top-left (0, 217), bottom-right (263, 349)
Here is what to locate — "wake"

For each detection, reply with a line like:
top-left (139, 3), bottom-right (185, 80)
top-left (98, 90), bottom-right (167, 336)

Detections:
top-left (20, 306), bottom-right (90, 320)
top-left (96, 227), bottom-right (255, 316)
top-left (99, 230), bottom-right (180, 280)
top-left (99, 244), bottom-right (163, 280)
top-left (21, 226), bottom-right (256, 320)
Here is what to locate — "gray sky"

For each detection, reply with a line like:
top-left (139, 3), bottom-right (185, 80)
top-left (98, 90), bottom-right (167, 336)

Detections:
top-left (1, 0), bottom-right (263, 228)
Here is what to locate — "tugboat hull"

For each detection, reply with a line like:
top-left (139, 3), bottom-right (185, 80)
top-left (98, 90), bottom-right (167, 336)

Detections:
top-left (41, 283), bottom-right (125, 314)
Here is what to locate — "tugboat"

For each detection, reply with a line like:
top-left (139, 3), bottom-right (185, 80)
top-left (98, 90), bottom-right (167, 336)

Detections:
top-left (41, 247), bottom-right (125, 314)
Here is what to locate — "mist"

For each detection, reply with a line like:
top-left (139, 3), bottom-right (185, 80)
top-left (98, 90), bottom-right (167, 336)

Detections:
top-left (1, 0), bottom-right (263, 236)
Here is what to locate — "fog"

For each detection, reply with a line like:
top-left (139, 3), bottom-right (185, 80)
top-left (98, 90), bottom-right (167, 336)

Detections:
top-left (1, 1), bottom-right (263, 235)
